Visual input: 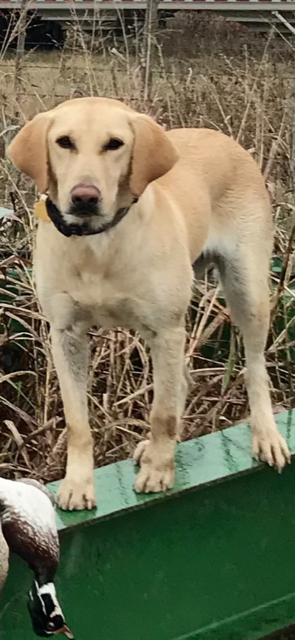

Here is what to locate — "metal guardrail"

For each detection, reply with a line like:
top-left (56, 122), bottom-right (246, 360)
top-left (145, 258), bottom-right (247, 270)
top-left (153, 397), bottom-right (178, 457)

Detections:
top-left (0, 0), bottom-right (294, 10)
top-left (1, 409), bottom-right (295, 640)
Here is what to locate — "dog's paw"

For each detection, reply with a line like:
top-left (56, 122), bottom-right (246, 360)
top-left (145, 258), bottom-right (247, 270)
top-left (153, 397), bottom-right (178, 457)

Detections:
top-left (57, 476), bottom-right (96, 511)
top-left (133, 441), bottom-right (175, 493)
top-left (252, 427), bottom-right (290, 471)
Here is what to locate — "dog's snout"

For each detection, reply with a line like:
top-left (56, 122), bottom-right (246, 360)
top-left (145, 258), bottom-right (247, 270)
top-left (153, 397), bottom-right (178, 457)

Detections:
top-left (71, 184), bottom-right (101, 205)
top-left (68, 183), bottom-right (101, 219)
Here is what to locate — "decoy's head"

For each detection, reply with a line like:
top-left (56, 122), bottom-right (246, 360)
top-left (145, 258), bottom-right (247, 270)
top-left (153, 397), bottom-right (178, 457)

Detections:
top-left (28, 581), bottom-right (73, 638)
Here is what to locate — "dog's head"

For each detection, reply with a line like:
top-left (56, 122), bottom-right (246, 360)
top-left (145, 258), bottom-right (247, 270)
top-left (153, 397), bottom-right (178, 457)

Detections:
top-left (7, 97), bottom-right (178, 234)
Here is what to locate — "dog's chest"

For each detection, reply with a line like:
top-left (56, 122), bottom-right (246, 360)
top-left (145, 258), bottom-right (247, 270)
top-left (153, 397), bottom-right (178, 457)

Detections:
top-left (49, 268), bottom-right (156, 336)
top-left (91, 288), bottom-right (146, 331)
top-left (36, 230), bottom-right (187, 335)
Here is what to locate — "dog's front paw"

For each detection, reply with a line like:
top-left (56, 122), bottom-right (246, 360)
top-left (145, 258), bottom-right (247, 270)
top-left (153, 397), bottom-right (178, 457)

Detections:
top-left (133, 440), bottom-right (175, 493)
top-left (252, 426), bottom-right (290, 471)
top-left (57, 476), bottom-right (96, 511)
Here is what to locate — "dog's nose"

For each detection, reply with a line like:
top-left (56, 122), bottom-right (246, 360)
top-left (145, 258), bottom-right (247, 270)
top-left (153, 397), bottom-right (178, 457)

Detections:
top-left (71, 184), bottom-right (101, 205)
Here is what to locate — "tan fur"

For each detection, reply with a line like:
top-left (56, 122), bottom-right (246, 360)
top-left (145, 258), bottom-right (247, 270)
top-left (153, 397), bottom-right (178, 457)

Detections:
top-left (7, 97), bottom-right (290, 511)
top-left (130, 116), bottom-right (178, 197)
top-left (8, 113), bottom-right (51, 193)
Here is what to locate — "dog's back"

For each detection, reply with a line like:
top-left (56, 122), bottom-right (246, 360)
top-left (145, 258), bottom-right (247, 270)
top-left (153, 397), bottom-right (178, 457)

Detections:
top-left (155, 128), bottom-right (271, 263)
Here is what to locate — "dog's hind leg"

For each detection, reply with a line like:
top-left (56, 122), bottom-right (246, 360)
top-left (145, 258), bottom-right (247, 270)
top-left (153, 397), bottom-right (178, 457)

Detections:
top-left (216, 232), bottom-right (290, 470)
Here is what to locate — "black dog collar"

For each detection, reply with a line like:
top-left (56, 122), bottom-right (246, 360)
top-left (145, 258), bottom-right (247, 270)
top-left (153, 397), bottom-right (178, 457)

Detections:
top-left (45, 197), bottom-right (138, 238)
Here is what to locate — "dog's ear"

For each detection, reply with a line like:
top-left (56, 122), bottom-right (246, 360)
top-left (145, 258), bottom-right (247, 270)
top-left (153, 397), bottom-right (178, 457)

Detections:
top-left (130, 115), bottom-right (178, 198)
top-left (7, 113), bottom-right (51, 194)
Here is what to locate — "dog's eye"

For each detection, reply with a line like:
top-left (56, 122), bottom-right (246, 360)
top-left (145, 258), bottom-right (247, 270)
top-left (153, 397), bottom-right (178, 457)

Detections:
top-left (56, 136), bottom-right (75, 150)
top-left (103, 138), bottom-right (124, 152)
top-left (46, 621), bottom-right (55, 631)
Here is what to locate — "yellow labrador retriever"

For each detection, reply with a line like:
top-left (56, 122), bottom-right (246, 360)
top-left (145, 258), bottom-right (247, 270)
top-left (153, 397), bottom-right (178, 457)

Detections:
top-left (7, 97), bottom-right (290, 511)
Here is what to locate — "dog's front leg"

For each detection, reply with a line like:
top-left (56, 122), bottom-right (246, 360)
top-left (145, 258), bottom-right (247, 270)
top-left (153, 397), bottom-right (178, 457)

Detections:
top-left (51, 326), bottom-right (96, 511)
top-left (134, 326), bottom-right (187, 493)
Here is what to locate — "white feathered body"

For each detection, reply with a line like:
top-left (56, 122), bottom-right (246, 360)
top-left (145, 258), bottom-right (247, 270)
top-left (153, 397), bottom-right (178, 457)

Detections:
top-left (0, 478), bottom-right (59, 587)
top-left (0, 478), bottom-right (56, 533)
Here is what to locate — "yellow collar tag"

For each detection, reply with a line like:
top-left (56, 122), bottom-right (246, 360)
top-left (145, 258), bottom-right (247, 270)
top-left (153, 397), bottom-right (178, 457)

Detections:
top-left (34, 197), bottom-right (51, 222)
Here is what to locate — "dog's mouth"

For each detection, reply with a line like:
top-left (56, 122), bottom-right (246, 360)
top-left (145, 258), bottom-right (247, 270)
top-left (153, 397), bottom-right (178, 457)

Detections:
top-left (46, 197), bottom-right (137, 238)
top-left (47, 199), bottom-right (111, 237)
top-left (67, 201), bottom-right (101, 219)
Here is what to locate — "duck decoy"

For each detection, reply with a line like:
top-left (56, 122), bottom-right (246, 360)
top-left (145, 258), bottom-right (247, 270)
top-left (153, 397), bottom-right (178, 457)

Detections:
top-left (0, 528), bottom-right (9, 592)
top-left (0, 477), bottom-right (73, 638)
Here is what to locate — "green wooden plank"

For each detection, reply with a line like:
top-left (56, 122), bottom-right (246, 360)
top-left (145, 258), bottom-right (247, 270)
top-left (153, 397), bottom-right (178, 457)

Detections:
top-left (1, 410), bottom-right (295, 640)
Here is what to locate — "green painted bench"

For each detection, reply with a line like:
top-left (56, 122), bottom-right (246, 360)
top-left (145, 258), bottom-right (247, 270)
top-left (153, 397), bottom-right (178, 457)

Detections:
top-left (1, 410), bottom-right (295, 640)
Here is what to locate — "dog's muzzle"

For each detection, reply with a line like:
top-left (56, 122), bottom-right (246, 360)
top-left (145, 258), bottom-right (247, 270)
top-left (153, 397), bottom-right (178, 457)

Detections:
top-left (69, 184), bottom-right (101, 218)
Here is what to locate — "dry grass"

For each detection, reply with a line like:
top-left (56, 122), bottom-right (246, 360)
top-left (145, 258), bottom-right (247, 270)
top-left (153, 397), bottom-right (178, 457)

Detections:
top-left (1, 16), bottom-right (295, 483)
